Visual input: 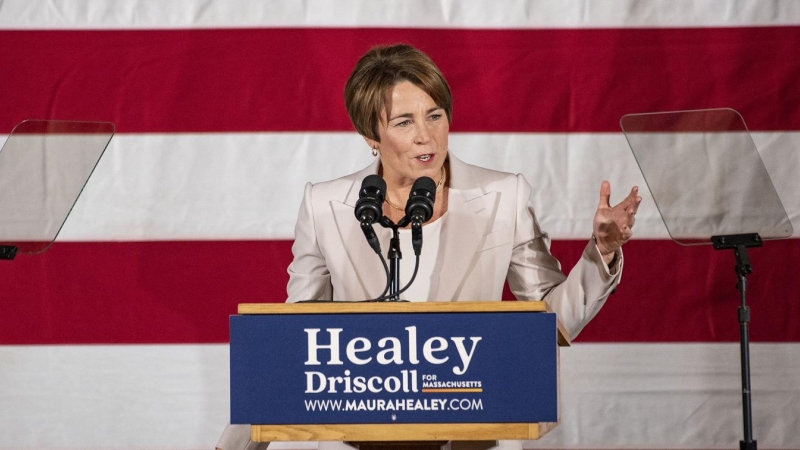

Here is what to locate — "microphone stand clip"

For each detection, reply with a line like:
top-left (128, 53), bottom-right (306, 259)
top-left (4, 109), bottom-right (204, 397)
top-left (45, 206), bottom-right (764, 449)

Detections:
top-left (378, 215), bottom-right (412, 302)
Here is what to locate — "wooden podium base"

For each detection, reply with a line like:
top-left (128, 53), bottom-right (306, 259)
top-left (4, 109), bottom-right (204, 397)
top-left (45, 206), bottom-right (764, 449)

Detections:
top-left (347, 441), bottom-right (448, 450)
top-left (347, 441), bottom-right (497, 450)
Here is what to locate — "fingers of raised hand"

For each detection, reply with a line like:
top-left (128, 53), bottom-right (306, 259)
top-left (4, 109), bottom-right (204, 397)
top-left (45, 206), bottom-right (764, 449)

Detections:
top-left (615, 186), bottom-right (639, 211)
top-left (628, 207), bottom-right (636, 227)
top-left (616, 187), bottom-right (642, 228)
top-left (594, 184), bottom-right (642, 253)
top-left (598, 180), bottom-right (611, 209)
top-left (627, 186), bottom-right (643, 214)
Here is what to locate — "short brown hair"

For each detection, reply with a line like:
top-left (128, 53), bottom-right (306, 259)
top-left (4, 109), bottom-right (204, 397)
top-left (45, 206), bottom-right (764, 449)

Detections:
top-left (344, 44), bottom-right (453, 142)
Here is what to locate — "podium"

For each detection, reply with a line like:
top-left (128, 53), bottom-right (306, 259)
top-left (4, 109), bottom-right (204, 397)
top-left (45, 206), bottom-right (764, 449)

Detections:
top-left (230, 301), bottom-right (570, 447)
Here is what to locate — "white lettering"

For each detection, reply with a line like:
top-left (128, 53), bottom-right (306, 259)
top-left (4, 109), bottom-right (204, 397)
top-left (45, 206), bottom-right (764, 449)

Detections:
top-left (384, 376), bottom-right (401, 393)
top-left (367, 376), bottom-right (382, 393)
top-left (422, 336), bottom-right (449, 364)
top-left (451, 336), bottom-right (482, 375)
top-left (346, 337), bottom-right (372, 365)
top-left (377, 337), bottom-right (403, 364)
top-left (305, 328), bottom-right (343, 365)
top-left (305, 371), bottom-right (326, 393)
top-left (353, 376), bottom-right (367, 393)
top-left (406, 326), bottom-right (419, 364)
top-left (304, 327), bottom-right (480, 375)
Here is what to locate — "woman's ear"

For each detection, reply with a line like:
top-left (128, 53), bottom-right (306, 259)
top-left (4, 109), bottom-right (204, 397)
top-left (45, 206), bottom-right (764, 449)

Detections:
top-left (363, 135), bottom-right (379, 151)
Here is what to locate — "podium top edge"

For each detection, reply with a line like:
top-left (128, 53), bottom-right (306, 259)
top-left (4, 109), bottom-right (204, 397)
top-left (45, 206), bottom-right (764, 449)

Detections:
top-left (237, 300), bottom-right (547, 315)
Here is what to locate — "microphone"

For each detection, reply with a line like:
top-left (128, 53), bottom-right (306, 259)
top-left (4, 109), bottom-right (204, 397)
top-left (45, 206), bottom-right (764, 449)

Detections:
top-left (405, 176), bottom-right (436, 222)
top-left (355, 175), bottom-right (386, 254)
top-left (405, 176), bottom-right (436, 255)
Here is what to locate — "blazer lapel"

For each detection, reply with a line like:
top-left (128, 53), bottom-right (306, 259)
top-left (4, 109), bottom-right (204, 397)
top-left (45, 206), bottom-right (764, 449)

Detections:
top-left (431, 155), bottom-right (500, 301)
top-left (331, 159), bottom-right (389, 300)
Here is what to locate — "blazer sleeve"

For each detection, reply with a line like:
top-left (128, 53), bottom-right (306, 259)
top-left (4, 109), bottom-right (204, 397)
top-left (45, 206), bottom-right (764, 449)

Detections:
top-left (506, 174), bottom-right (622, 338)
top-left (286, 182), bottom-right (333, 302)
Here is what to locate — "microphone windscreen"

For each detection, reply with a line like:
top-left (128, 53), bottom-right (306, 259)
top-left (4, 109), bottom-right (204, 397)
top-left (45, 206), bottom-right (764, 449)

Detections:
top-left (361, 174), bottom-right (386, 195)
top-left (406, 176), bottom-right (436, 222)
top-left (355, 174), bottom-right (386, 223)
top-left (411, 176), bottom-right (436, 201)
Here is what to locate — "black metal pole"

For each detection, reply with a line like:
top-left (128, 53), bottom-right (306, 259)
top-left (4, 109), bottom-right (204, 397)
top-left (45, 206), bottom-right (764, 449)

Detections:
top-left (736, 252), bottom-right (756, 450)
top-left (711, 234), bottom-right (760, 450)
top-left (387, 228), bottom-right (402, 301)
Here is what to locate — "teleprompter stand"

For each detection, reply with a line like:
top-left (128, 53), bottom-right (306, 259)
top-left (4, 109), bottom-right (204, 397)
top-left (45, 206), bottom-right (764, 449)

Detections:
top-left (711, 233), bottom-right (762, 450)
top-left (621, 109), bottom-right (794, 448)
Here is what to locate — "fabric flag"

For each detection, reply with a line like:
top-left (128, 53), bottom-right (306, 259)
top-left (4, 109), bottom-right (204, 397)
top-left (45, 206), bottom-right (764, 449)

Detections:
top-left (1, 1), bottom-right (799, 448)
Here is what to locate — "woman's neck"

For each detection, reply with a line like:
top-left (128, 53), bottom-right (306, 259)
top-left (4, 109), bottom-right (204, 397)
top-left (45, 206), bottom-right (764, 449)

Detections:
top-left (380, 163), bottom-right (449, 225)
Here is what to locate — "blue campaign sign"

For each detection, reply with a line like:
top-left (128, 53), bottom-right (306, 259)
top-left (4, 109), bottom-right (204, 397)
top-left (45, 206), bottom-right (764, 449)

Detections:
top-left (230, 309), bottom-right (557, 425)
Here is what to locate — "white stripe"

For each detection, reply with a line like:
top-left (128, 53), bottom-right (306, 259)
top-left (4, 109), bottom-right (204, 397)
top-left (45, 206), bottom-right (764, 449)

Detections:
top-left (0, 344), bottom-right (230, 449)
top-left (1, 0), bottom-right (800, 29)
top-left (40, 131), bottom-right (799, 241)
top-left (1, 343), bottom-right (797, 448)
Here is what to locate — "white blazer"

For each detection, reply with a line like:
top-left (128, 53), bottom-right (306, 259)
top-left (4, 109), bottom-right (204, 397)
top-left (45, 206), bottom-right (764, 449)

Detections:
top-left (286, 152), bottom-right (621, 338)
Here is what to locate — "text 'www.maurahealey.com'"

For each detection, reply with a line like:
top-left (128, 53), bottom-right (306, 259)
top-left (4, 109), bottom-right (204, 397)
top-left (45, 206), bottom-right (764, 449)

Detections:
top-left (305, 398), bottom-right (484, 412)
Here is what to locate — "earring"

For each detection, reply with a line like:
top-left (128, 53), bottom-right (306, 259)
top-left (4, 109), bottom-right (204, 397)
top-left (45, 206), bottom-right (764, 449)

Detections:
top-left (372, 146), bottom-right (378, 157)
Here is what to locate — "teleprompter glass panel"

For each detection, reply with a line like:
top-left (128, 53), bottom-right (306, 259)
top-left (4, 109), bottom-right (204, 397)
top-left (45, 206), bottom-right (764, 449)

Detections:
top-left (620, 109), bottom-right (791, 245)
top-left (0, 120), bottom-right (114, 254)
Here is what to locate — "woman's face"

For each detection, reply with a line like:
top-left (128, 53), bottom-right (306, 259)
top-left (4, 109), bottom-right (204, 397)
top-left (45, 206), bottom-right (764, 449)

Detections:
top-left (367, 81), bottom-right (449, 188)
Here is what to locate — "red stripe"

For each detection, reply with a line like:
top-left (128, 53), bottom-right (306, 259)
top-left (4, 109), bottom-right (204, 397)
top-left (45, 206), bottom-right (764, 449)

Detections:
top-left (2, 239), bottom-right (798, 344)
top-left (7, 119), bottom-right (115, 135)
top-left (1, 27), bottom-right (799, 133)
top-left (620, 108), bottom-right (749, 133)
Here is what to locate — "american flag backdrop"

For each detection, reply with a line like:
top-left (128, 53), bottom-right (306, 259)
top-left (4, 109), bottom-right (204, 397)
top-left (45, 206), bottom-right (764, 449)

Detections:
top-left (1, 1), bottom-right (800, 449)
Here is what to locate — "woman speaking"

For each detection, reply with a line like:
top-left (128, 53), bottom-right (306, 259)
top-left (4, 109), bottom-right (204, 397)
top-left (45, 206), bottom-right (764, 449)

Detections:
top-left (217, 43), bottom-right (641, 450)
top-left (286, 44), bottom-right (640, 336)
